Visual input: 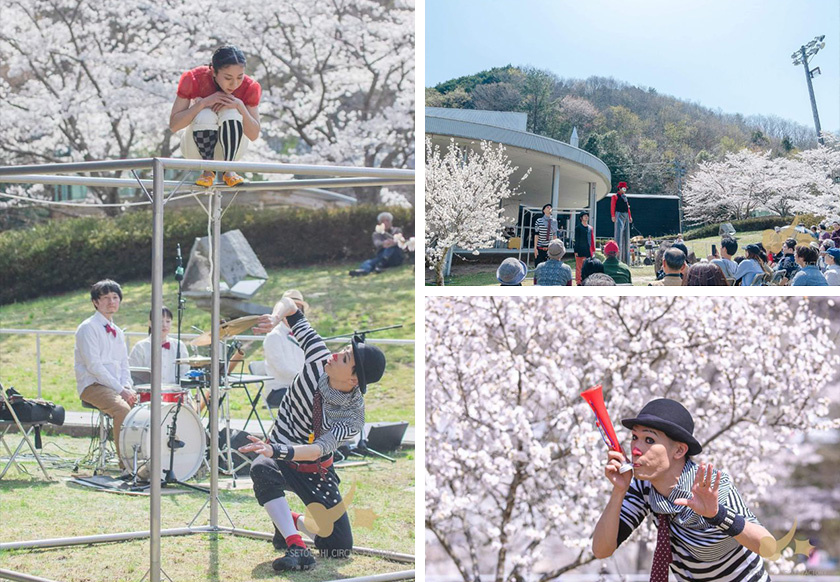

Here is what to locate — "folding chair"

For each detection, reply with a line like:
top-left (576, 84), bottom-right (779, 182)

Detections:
top-left (0, 389), bottom-right (51, 480)
top-left (249, 360), bottom-right (286, 422)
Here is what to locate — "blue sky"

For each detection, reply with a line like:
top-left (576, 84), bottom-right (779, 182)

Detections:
top-left (425, 0), bottom-right (840, 134)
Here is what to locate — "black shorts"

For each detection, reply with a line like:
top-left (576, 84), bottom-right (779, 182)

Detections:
top-left (250, 455), bottom-right (352, 555)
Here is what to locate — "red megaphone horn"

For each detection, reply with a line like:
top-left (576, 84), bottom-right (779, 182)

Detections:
top-left (581, 385), bottom-right (633, 474)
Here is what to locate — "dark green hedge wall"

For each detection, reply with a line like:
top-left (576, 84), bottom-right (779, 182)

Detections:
top-left (0, 205), bottom-right (414, 305)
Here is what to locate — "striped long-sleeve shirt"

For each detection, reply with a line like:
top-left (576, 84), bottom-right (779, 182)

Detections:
top-left (534, 215), bottom-right (557, 249)
top-left (269, 311), bottom-right (365, 456)
top-left (618, 460), bottom-right (771, 582)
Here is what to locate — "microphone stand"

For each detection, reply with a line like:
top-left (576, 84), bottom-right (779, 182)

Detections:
top-left (174, 244), bottom-right (185, 387)
top-left (162, 394), bottom-right (209, 494)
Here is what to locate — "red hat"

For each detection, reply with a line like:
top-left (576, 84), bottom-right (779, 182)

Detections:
top-left (617, 182), bottom-right (628, 190)
top-left (604, 240), bottom-right (619, 255)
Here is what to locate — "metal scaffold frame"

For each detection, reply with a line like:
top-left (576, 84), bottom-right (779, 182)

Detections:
top-left (0, 157), bottom-right (415, 582)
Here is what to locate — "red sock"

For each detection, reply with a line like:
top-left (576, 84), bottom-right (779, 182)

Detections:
top-left (285, 534), bottom-right (306, 549)
top-left (291, 511), bottom-right (302, 529)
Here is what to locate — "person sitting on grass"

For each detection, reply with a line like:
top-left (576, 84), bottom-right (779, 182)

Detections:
top-left (497, 257), bottom-right (528, 286)
top-left (349, 212), bottom-right (405, 277)
top-left (534, 239), bottom-right (573, 286)
top-left (791, 245), bottom-right (828, 286)
top-left (169, 45), bottom-right (261, 188)
top-left (602, 240), bottom-right (632, 285)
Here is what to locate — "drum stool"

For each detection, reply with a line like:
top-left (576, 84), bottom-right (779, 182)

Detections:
top-left (81, 400), bottom-right (113, 474)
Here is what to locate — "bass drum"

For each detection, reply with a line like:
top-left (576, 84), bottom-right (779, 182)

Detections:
top-left (119, 402), bottom-right (206, 482)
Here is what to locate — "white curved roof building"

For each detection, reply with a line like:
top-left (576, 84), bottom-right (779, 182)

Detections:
top-left (426, 107), bottom-right (612, 255)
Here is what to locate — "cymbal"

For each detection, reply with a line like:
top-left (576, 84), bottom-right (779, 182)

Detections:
top-left (190, 315), bottom-right (262, 347)
top-left (175, 356), bottom-right (213, 367)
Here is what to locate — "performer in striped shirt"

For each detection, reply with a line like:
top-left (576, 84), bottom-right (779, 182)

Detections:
top-left (239, 297), bottom-right (386, 571)
top-left (534, 204), bottom-right (558, 270)
top-left (592, 399), bottom-right (773, 582)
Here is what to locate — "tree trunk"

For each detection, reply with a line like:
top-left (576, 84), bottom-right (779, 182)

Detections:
top-left (435, 247), bottom-right (451, 286)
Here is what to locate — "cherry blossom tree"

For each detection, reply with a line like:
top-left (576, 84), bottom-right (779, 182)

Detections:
top-left (683, 136), bottom-right (840, 225)
top-left (683, 149), bottom-right (782, 223)
top-left (425, 137), bottom-right (529, 286)
top-left (426, 296), bottom-right (839, 582)
top-left (0, 0), bottom-right (414, 210)
top-left (787, 133), bottom-right (840, 222)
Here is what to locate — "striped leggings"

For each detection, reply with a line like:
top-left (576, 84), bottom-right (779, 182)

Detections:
top-left (182, 108), bottom-right (249, 162)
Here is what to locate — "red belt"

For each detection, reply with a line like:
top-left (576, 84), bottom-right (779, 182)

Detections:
top-left (286, 455), bottom-right (333, 478)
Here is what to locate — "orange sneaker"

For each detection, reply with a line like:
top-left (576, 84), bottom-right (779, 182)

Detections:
top-left (223, 172), bottom-right (245, 187)
top-left (195, 171), bottom-right (215, 187)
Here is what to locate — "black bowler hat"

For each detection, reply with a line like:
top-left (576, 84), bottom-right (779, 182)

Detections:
top-left (351, 334), bottom-right (386, 394)
top-left (621, 399), bottom-right (702, 456)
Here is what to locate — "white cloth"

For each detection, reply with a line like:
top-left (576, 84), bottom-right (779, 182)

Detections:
top-left (825, 265), bottom-right (840, 286)
top-left (74, 311), bottom-right (131, 396)
top-left (263, 322), bottom-right (305, 388)
top-left (129, 336), bottom-right (191, 385)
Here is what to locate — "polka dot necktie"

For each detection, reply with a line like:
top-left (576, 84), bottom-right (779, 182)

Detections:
top-left (651, 513), bottom-right (672, 582)
top-left (312, 389), bottom-right (323, 439)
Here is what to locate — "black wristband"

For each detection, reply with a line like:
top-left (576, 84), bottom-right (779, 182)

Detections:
top-left (271, 443), bottom-right (295, 461)
top-left (708, 504), bottom-right (746, 536)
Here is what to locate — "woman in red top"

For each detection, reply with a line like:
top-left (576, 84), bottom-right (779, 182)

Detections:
top-left (169, 46), bottom-right (262, 187)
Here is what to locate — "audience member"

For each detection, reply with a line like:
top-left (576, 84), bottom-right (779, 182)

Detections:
top-left (682, 263), bottom-right (727, 286)
top-left (734, 244), bottom-right (770, 286)
top-left (711, 237), bottom-right (738, 280)
top-left (602, 240), bottom-right (632, 284)
top-left (534, 239), bottom-right (573, 286)
top-left (497, 258), bottom-right (527, 286)
top-left (580, 257), bottom-right (605, 285)
top-left (824, 248), bottom-right (840, 286)
top-left (791, 245), bottom-right (828, 286)
top-left (649, 248), bottom-right (686, 286)
top-left (582, 273), bottom-right (616, 286)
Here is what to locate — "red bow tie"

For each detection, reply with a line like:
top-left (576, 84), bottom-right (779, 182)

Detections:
top-left (162, 342), bottom-right (171, 350)
top-left (104, 324), bottom-right (116, 337)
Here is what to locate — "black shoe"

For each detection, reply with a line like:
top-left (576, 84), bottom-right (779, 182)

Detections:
top-left (272, 526), bottom-right (287, 551)
top-left (349, 269), bottom-right (369, 277)
top-left (272, 546), bottom-right (315, 571)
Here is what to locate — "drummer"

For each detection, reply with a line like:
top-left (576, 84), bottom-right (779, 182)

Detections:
top-left (129, 307), bottom-right (195, 407)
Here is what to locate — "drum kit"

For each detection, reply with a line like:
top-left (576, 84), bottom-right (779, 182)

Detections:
top-left (117, 315), bottom-right (261, 486)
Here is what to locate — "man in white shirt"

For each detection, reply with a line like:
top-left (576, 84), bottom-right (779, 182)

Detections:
top-left (74, 279), bottom-right (136, 465)
top-left (711, 236), bottom-right (738, 281)
top-left (263, 290), bottom-right (307, 406)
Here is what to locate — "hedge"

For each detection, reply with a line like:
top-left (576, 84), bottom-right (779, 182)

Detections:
top-left (0, 205), bottom-right (414, 305)
top-left (683, 214), bottom-right (824, 241)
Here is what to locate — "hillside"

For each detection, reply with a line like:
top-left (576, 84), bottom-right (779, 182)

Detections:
top-left (426, 65), bottom-right (820, 194)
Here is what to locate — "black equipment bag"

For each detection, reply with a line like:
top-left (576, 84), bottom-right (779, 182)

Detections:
top-left (0, 386), bottom-right (66, 426)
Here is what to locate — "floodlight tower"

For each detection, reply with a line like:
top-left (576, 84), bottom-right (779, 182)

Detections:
top-left (791, 35), bottom-right (826, 145)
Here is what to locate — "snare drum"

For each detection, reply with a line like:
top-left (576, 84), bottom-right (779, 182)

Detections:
top-left (119, 402), bottom-right (206, 482)
top-left (134, 384), bottom-right (187, 404)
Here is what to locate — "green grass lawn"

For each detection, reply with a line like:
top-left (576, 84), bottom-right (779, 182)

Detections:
top-left (439, 231), bottom-right (766, 286)
top-left (0, 262), bottom-right (414, 424)
top-left (0, 434), bottom-right (414, 581)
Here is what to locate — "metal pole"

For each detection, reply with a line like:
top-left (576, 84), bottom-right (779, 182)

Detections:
top-left (149, 158), bottom-right (164, 582)
top-left (35, 334), bottom-right (41, 398)
top-left (0, 568), bottom-right (61, 582)
top-left (800, 46), bottom-right (824, 145)
top-left (0, 158), bottom-right (154, 176)
top-left (210, 191), bottom-right (221, 528)
top-left (0, 528), bottom-right (213, 551)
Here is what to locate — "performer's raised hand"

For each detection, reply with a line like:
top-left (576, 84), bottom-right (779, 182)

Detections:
top-left (674, 462), bottom-right (721, 518)
top-left (605, 450), bottom-right (632, 492)
top-left (253, 297), bottom-right (298, 334)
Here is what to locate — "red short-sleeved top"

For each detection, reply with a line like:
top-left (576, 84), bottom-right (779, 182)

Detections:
top-left (176, 66), bottom-right (262, 107)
